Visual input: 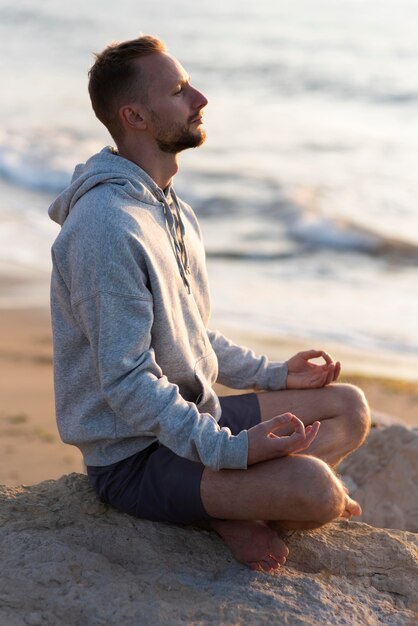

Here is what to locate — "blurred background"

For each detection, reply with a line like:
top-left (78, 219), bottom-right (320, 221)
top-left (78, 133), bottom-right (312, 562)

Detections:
top-left (1, 0), bottom-right (418, 379)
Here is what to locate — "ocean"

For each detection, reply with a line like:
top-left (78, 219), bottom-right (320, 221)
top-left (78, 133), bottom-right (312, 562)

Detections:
top-left (1, 0), bottom-right (418, 378)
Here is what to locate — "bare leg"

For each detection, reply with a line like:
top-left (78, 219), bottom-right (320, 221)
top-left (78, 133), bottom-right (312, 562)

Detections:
top-left (257, 383), bottom-right (371, 467)
top-left (204, 384), bottom-right (369, 571)
top-left (256, 383), bottom-right (369, 519)
top-left (201, 454), bottom-right (346, 572)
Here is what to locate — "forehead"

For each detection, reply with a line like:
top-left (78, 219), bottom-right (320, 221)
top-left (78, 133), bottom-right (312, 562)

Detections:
top-left (135, 53), bottom-right (188, 95)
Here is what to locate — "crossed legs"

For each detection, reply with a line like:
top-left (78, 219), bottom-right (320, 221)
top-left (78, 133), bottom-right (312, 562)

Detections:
top-left (257, 382), bottom-right (371, 467)
top-left (200, 383), bottom-right (371, 572)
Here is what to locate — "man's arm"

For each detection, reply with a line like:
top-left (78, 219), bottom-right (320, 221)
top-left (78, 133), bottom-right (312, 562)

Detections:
top-left (208, 330), bottom-right (340, 392)
top-left (207, 329), bottom-right (288, 390)
top-left (73, 289), bottom-right (248, 473)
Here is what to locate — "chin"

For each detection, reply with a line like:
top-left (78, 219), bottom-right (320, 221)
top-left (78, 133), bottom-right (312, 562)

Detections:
top-left (157, 129), bottom-right (207, 154)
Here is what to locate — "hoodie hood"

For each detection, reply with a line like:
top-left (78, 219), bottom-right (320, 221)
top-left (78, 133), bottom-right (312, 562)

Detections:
top-left (49, 146), bottom-right (163, 226)
top-left (49, 146), bottom-right (191, 291)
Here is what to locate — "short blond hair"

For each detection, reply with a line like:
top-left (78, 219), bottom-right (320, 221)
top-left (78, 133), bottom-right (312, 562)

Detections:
top-left (88, 35), bottom-right (166, 141)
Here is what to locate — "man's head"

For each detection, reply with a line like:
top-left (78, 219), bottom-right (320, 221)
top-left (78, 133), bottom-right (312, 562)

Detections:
top-left (88, 35), bottom-right (208, 152)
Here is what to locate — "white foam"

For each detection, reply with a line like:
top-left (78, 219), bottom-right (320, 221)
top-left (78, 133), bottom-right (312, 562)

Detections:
top-left (289, 211), bottom-right (382, 252)
top-left (0, 128), bottom-right (101, 194)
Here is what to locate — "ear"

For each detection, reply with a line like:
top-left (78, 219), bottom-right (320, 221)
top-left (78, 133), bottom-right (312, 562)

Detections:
top-left (118, 104), bottom-right (147, 131)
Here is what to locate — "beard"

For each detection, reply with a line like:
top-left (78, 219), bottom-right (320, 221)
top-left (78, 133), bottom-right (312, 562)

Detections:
top-left (149, 111), bottom-right (207, 154)
top-left (156, 127), bottom-right (206, 153)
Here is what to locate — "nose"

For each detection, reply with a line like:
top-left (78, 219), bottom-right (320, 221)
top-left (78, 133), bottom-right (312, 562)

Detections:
top-left (191, 86), bottom-right (208, 110)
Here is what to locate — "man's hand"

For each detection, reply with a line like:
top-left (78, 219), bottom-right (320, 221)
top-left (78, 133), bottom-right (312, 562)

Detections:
top-left (247, 413), bottom-right (320, 466)
top-left (286, 350), bottom-right (341, 390)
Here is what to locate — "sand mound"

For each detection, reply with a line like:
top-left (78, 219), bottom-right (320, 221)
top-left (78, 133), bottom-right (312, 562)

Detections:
top-left (1, 433), bottom-right (417, 626)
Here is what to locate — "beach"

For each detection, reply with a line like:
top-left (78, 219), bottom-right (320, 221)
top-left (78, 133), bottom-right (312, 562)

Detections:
top-left (1, 301), bottom-right (417, 488)
top-left (1, 0), bottom-right (418, 485)
top-left (1, 4), bottom-right (418, 625)
top-left (0, 306), bottom-right (82, 486)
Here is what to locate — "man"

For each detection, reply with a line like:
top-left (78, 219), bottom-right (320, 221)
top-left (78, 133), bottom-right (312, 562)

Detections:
top-left (49, 35), bottom-right (370, 573)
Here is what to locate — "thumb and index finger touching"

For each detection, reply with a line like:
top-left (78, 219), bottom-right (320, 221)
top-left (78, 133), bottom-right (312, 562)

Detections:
top-left (297, 349), bottom-right (333, 364)
top-left (264, 412), bottom-right (305, 436)
top-left (247, 412), bottom-right (321, 465)
top-left (298, 349), bottom-right (342, 384)
top-left (263, 412), bottom-right (321, 443)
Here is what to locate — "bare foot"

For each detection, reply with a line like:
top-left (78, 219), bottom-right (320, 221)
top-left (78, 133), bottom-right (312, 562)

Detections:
top-left (211, 519), bottom-right (289, 573)
top-left (341, 494), bottom-right (362, 519)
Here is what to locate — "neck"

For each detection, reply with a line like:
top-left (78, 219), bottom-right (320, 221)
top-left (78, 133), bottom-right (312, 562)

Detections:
top-left (116, 140), bottom-right (179, 189)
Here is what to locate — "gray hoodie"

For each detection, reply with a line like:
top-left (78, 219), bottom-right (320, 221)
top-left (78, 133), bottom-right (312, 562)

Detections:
top-left (49, 147), bottom-right (288, 471)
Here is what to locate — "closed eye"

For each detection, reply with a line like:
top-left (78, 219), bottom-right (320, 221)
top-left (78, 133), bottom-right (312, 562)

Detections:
top-left (173, 76), bottom-right (191, 95)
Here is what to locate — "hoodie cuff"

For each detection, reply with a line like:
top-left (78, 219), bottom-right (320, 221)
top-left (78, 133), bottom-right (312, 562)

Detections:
top-left (216, 429), bottom-right (248, 470)
top-left (263, 360), bottom-right (288, 390)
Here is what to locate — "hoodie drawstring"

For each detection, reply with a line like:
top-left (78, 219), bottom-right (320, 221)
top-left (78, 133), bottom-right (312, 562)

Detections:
top-left (156, 188), bottom-right (191, 294)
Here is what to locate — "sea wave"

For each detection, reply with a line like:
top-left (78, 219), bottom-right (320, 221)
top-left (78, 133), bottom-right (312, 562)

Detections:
top-left (287, 210), bottom-right (418, 261)
top-left (203, 204), bottom-right (418, 264)
top-left (0, 128), bottom-right (100, 194)
top-left (2, 127), bottom-right (418, 265)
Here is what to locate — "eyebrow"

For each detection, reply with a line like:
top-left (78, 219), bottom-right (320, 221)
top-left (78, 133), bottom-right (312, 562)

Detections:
top-left (170, 76), bottom-right (191, 93)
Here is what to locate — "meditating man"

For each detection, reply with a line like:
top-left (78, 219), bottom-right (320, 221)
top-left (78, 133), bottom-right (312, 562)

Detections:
top-left (49, 35), bottom-right (370, 573)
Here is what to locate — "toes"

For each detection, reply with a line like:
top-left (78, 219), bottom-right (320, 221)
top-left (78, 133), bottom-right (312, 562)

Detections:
top-left (248, 555), bottom-right (281, 573)
top-left (248, 561), bottom-right (271, 573)
top-left (345, 496), bottom-right (362, 517)
top-left (352, 502), bottom-right (362, 516)
top-left (248, 562), bottom-right (262, 572)
top-left (270, 534), bottom-right (289, 562)
top-left (265, 554), bottom-right (280, 569)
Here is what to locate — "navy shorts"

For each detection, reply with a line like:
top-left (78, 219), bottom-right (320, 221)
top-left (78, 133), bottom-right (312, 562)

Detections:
top-left (87, 393), bottom-right (261, 525)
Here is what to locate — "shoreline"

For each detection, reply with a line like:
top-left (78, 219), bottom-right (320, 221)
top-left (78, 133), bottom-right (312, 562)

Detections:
top-left (0, 305), bottom-right (416, 488)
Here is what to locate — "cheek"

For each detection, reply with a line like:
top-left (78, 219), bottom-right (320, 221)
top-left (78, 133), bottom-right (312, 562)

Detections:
top-left (147, 99), bottom-right (188, 135)
top-left (159, 102), bottom-right (184, 122)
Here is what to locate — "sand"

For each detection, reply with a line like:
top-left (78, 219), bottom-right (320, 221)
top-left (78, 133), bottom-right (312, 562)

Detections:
top-left (0, 304), bottom-right (417, 487)
top-left (0, 307), bottom-right (83, 486)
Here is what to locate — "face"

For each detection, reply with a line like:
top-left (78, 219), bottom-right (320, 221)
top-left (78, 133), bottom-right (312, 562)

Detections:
top-left (136, 53), bottom-right (208, 153)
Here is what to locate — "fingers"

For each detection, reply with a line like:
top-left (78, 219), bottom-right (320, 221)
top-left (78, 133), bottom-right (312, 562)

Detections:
top-left (247, 413), bottom-right (320, 464)
top-left (266, 414), bottom-right (320, 452)
top-left (319, 350), bottom-right (333, 365)
top-left (304, 420), bottom-right (321, 446)
top-left (324, 359), bottom-right (341, 386)
top-left (265, 412), bottom-right (304, 436)
top-left (324, 364), bottom-right (335, 386)
top-left (281, 420), bottom-right (320, 453)
top-left (288, 414), bottom-right (307, 436)
top-left (297, 349), bottom-right (333, 364)
top-left (334, 361), bottom-right (341, 381)
top-left (297, 349), bottom-right (340, 374)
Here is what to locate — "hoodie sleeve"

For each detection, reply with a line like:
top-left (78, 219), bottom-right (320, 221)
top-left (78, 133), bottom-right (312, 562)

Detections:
top-left (207, 329), bottom-right (288, 390)
top-left (74, 292), bottom-right (248, 471)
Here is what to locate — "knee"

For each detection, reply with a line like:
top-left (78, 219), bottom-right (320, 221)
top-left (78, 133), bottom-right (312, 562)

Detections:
top-left (297, 456), bottom-right (346, 524)
top-left (335, 383), bottom-right (371, 448)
